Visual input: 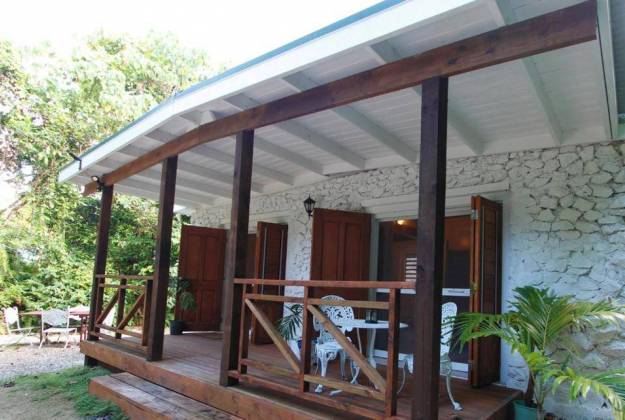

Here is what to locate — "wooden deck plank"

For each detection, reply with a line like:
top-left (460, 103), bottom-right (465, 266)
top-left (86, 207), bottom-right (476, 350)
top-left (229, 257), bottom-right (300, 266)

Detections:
top-left (82, 333), bottom-right (521, 419)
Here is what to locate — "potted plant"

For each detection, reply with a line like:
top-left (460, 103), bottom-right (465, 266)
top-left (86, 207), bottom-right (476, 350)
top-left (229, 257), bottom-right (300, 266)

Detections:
top-left (276, 303), bottom-right (303, 351)
top-left (453, 286), bottom-right (625, 419)
top-left (169, 276), bottom-right (196, 335)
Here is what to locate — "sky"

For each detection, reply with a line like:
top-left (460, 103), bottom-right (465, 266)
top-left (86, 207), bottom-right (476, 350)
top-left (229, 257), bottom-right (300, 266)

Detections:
top-left (0, 0), bottom-right (380, 208)
top-left (1, 0), bottom-right (380, 66)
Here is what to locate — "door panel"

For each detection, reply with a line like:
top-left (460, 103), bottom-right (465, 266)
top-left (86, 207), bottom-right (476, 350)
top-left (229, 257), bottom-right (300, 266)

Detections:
top-left (310, 208), bottom-right (371, 302)
top-left (469, 196), bottom-right (503, 387)
top-left (251, 222), bottom-right (288, 344)
top-left (176, 225), bottom-right (226, 331)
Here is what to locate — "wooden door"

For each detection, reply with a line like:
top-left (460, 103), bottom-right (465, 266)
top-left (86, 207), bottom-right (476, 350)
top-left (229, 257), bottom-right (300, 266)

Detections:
top-left (251, 222), bottom-right (288, 344)
top-left (310, 208), bottom-right (371, 300)
top-left (469, 196), bottom-right (502, 387)
top-left (176, 225), bottom-right (226, 331)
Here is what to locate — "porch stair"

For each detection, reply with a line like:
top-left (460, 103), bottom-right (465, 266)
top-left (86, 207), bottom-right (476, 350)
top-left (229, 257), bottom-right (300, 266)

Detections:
top-left (89, 372), bottom-right (240, 420)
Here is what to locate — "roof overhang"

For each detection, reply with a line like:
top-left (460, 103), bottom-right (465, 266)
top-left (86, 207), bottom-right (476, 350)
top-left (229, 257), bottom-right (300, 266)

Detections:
top-left (59, 0), bottom-right (619, 210)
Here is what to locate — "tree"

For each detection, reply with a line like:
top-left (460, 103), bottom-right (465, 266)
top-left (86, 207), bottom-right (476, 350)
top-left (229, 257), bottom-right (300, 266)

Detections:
top-left (0, 32), bottom-right (220, 316)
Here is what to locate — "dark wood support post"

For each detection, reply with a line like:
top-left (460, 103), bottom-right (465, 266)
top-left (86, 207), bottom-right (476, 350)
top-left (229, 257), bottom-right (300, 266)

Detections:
top-left (115, 277), bottom-right (127, 339)
top-left (85, 184), bottom-right (114, 366)
top-left (147, 156), bottom-right (178, 361)
top-left (412, 76), bottom-right (448, 419)
top-left (220, 129), bottom-right (254, 386)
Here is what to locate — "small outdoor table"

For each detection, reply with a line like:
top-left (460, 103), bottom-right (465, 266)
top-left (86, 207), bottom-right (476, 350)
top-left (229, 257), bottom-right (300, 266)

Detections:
top-left (331, 319), bottom-right (408, 393)
top-left (21, 308), bottom-right (90, 343)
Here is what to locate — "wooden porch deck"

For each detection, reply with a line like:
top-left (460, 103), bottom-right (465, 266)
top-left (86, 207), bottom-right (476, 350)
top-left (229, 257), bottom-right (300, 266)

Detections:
top-left (82, 333), bottom-right (520, 419)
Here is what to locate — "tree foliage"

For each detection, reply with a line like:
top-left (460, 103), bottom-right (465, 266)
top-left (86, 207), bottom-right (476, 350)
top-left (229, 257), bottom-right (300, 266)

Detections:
top-left (0, 32), bottom-right (220, 320)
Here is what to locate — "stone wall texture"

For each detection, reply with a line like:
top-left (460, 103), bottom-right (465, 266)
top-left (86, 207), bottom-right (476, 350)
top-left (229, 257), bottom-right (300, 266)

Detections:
top-left (191, 140), bottom-right (625, 419)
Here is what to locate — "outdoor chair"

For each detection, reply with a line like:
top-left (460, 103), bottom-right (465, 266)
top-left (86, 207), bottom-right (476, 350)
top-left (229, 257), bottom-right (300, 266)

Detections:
top-left (40, 308), bottom-right (77, 348)
top-left (312, 295), bottom-right (355, 393)
top-left (400, 302), bottom-right (462, 411)
top-left (2, 307), bottom-right (36, 345)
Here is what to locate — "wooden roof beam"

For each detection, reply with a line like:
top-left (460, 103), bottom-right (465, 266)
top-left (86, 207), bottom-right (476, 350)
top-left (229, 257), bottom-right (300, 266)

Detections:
top-left (224, 95), bottom-right (365, 170)
top-left (282, 72), bottom-right (418, 162)
top-left (367, 41), bottom-right (485, 155)
top-left (487, 0), bottom-right (565, 146)
top-left (81, 0), bottom-right (597, 195)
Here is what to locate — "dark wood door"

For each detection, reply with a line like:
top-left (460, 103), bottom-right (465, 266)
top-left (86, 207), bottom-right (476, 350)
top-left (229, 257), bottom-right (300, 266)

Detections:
top-left (176, 225), bottom-right (226, 331)
top-left (310, 208), bottom-right (371, 300)
top-left (251, 222), bottom-right (288, 344)
top-left (469, 196), bottom-right (502, 387)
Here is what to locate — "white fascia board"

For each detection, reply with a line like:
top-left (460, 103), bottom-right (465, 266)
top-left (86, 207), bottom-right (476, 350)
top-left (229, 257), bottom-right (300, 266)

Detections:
top-left (59, 0), bottom-right (476, 183)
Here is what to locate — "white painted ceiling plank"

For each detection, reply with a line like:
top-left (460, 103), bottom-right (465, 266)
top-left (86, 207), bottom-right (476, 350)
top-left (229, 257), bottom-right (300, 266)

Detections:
top-left (224, 94), bottom-right (365, 170)
top-left (366, 41), bottom-right (485, 155)
top-left (206, 111), bottom-right (326, 176)
top-left (143, 131), bottom-right (294, 186)
top-left (488, 0), bottom-right (565, 146)
top-left (117, 145), bottom-right (267, 193)
top-left (282, 72), bottom-right (417, 162)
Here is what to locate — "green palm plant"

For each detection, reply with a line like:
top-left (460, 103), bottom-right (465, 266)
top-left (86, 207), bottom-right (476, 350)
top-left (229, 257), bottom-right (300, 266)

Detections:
top-left (453, 286), bottom-right (625, 418)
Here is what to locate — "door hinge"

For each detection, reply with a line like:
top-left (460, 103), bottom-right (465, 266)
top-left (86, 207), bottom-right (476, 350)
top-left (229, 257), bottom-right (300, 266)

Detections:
top-left (471, 209), bottom-right (479, 220)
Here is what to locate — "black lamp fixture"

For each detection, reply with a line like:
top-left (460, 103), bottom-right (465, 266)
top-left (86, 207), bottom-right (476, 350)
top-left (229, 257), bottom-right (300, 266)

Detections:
top-left (90, 175), bottom-right (105, 192)
top-left (303, 194), bottom-right (316, 219)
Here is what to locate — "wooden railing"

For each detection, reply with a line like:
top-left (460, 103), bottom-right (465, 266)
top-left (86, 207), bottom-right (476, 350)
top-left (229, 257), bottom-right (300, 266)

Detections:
top-left (91, 274), bottom-right (153, 352)
top-left (229, 279), bottom-right (413, 419)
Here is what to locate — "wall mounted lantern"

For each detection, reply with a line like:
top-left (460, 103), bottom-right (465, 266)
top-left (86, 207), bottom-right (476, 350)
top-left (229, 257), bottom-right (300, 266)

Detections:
top-left (303, 195), bottom-right (316, 219)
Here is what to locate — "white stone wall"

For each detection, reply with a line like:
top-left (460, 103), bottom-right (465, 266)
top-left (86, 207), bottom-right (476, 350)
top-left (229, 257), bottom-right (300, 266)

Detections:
top-left (191, 140), bottom-right (625, 419)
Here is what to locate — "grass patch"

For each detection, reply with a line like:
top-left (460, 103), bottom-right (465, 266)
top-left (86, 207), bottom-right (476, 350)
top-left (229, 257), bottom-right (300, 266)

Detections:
top-left (3, 366), bottom-right (126, 419)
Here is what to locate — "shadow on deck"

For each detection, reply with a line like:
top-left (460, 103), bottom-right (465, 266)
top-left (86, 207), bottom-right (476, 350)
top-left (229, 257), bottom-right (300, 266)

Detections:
top-left (82, 333), bottom-right (520, 419)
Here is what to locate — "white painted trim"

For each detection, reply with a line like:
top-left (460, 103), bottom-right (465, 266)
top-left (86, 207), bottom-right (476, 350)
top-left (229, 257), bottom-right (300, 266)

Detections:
top-left (215, 210), bottom-right (292, 232)
top-left (596, 0), bottom-right (618, 140)
top-left (362, 180), bottom-right (509, 218)
top-left (376, 287), bottom-right (470, 296)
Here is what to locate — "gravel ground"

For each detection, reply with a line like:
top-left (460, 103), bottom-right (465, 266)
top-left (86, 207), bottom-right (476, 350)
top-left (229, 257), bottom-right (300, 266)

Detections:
top-left (0, 339), bottom-right (84, 382)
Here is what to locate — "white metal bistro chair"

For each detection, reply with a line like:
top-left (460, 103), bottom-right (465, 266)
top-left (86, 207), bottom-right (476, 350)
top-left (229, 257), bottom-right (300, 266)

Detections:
top-left (400, 302), bottom-right (462, 411)
top-left (312, 295), bottom-right (355, 393)
top-left (40, 308), bottom-right (77, 348)
top-left (3, 307), bottom-right (35, 345)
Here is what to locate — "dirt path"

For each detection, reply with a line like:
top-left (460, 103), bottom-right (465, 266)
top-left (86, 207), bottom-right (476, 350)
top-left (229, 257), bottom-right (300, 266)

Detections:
top-left (0, 384), bottom-right (80, 419)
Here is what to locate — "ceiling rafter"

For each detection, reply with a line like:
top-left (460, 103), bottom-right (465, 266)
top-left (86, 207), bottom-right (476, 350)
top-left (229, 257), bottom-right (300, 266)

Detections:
top-left (224, 94), bottom-right (365, 170)
top-left (73, 175), bottom-right (202, 208)
top-left (101, 157), bottom-right (234, 199)
top-left (115, 145), bottom-right (263, 193)
top-left (90, 164), bottom-right (214, 205)
top-left (282, 72), bottom-right (417, 163)
top-left (205, 111), bottom-right (325, 176)
top-left (143, 129), bottom-right (294, 186)
top-left (367, 41), bottom-right (485, 155)
top-left (487, 0), bottom-right (564, 146)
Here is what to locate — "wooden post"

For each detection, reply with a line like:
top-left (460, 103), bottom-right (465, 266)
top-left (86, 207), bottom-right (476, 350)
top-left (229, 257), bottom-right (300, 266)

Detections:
top-left (385, 288), bottom-right (400, 417)
top-left (299, 286), bottom-right (314, 392)
top-left (220, 129), bottom-right (254, 386)
top-left (115, 277), bottom-right (127, 339)
top-left (412, 76), bottom-right (448, 419)
top-left (85, 184), bottom-right (114, 367)
top-left (147, 156), bottom-right (178, 361)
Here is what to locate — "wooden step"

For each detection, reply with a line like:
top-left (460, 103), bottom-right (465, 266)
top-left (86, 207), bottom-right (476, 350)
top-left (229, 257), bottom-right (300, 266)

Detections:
top-left (90, 372), bottom-right (240, 420)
